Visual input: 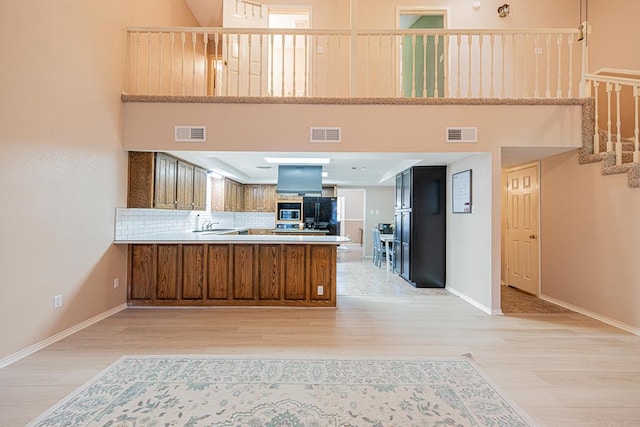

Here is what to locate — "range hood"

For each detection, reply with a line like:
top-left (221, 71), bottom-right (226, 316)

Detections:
top-left (276, 165), bottom-right (322, 196)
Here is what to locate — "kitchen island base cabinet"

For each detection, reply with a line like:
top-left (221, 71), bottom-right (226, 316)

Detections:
top-left (127, 243), bottom-right (337, 307)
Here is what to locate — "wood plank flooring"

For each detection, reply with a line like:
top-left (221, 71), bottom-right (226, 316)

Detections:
top-left (1, 244), bottom-right (639, 426)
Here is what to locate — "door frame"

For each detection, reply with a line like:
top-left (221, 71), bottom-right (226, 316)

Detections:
top-left (503, 161), bottom-right (541, 295)
top-left (396, 6), bottom-right (450, 98)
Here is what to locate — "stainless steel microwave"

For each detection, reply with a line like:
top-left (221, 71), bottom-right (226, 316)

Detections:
top-left (279, 209), bottom-right (301, 221)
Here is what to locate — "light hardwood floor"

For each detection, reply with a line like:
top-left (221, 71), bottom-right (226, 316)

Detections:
top-left (1, 244), bottom-right (639, 426)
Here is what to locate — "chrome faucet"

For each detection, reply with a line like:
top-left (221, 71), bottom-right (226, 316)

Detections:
top-left (202, 220), bottom-right (219, 230)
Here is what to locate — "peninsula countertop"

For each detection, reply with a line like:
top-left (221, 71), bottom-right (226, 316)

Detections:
top-left (114, 230), bottom-right (350, 245)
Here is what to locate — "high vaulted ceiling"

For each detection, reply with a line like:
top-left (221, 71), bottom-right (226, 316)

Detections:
top-left (184, 0), bottom-right (223, 27)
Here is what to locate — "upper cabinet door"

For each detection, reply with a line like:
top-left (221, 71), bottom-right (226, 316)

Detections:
top-left (192, 167), bottom-right (207, 211)
top-left (154, 153), bottom-right (178, 209)
top-left (401, 169), bottom-right (412, 208)
top-left (176, 161), bottom-right (195, 210)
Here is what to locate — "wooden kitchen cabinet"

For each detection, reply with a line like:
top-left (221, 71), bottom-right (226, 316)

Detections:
top-left (154, 153), bottom-right (178, 209)
top-left (128, 152), bottom-right (207, 211)
top-left (128, 243), bottom-right (336, 307)
top-left (244, 184), bottom-right (276, 212)
top-left (211, 177), bottom-right (245, 212)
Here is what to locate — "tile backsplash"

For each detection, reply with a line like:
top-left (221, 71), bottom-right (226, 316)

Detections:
top-left (114, 208), bottom-right (275, 239)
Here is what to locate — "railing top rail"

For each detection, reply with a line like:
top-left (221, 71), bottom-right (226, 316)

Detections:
top-left (126, 26), bottom-right (351, 35)
top-left (592, 67), bottom-right (640, 78)
top-left (358, 28), bottom-right (579, 35)
top-left (126, 26), bottom-right (578, 36)
top-left (585, 73), bottom-right (640, 86)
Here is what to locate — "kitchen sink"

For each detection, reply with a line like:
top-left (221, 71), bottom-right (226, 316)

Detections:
top-left (194, 228), bottom-right (236, 234)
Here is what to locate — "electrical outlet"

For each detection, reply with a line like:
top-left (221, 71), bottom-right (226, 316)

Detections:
top-left (317, 285), bottom-right (324, 296)
top-left (54, 294), bottom-right (63, 308)
top-left (113, 278), bottom-right (120, 289)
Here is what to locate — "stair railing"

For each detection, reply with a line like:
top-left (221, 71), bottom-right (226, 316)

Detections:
top-left (584, 69), bottom-right (640, 165)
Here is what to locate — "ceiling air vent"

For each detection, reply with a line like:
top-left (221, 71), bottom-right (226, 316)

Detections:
top-left (446, 127), bottom-right (478, 143)
top-left (310, 127), bottom-right (341, 143)
top-left (175, 126), bottom-right (206, 142)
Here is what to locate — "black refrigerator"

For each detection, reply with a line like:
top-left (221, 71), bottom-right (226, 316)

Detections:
top-left (303, 197), bottom-right (340, 235)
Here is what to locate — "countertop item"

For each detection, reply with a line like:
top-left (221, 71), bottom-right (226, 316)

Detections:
top-left (271, 229), bottom-right (329, 234)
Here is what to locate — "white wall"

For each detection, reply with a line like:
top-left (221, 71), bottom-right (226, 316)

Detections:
top-left (446, 153), bottom-right (496, 313)
top-left (540, 151), bottom-right (640, 331)
top-left (362, 186), bottom-right (395, 257)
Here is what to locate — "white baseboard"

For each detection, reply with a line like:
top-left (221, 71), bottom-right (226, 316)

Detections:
top-left (447, 287), bottom-right (503, 315)
top-left (539, 294), bottom-right (640, 336)
top-left (0, 303), bottom-right (128, 369)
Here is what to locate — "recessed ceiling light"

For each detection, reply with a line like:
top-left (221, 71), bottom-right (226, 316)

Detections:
top-left (264, 157), bottom-right (331, 164)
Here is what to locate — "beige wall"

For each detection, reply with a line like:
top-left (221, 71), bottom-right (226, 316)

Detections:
top-left (588, 0), bottom-right (640, 72)
top-left (361, 187), bottom-right (395, 258)
top-left (0, 1), bottom-right (198, 361)
top-left (540, 151), bottom-right (640, 330)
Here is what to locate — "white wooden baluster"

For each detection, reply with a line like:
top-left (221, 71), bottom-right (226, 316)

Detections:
top-left (411, 34), bottom-right (416, 98)
top-left (191, 32), bottom-right (197, 95)
top-left (434, 33), bottom-right (439, 98)
top-left (489, 34), bottom-right (495, 98)
top-left (593, 81), bottom-right (600, 154)
top-left (615, 83), bottom-right (622, 165)
top-left (292, 33), bottom-right (297, 96)
top-left (606, 82), bottom-right (613, 152)
top-left (303, 34), bottom-right (308, 97)
top-left (336, 35), bottom-right (341, 97)
top-left (634, 85), bottom-right (640, 162)
top-left (478, 34), bottom-right (483, 97)
top-left (158, 33), bottom-right (163, 95)
top-left (467, 33), bottom-right (472, 97)
top-left (259, 34), bottom-right (264, 96)
top-left (568, 35), bottom-right (574, 97)
top-left (214, 33), bottom-right (220, 96)
top-left (390, 35), bottom-right (395, 97)
top-left (423, 34), bottom-right (427, 98)
top-left (135, 31), bottom-right (141, 94)
top-left (456, 34), bottom-right (461, 98)
top-left (443, 34), bottom-right (449, 97)
top-left (202, 33), bottom-right (208, 96)
top-left (170, 33), bottom-right (175, 95)
top-left (556, 34), bottom-right (563, 98)
top-left (313, 35), bottom-right (318, 97)
top-left (270, 34), bottom-right (275, 97)
top-left (545, 34), bottom-right (551, 98)
top-left (146, 32), bottom-right (152, 95)
top-left (523, 34), bottom-right (529, 97)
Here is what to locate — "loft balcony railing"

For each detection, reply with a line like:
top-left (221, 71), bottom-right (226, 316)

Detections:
top-left (124, 26), bottom-right (585, 99)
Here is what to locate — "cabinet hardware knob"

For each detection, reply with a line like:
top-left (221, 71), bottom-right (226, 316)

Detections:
top-left (529, 234), bottom-right (536, 239)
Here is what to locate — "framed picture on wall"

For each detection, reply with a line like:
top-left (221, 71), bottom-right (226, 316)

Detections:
top-left (452, 169), bottom-right (472, 213)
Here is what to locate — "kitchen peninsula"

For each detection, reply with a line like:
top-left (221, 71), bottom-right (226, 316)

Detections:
top-left (114, 232), bottom-right (349, 308)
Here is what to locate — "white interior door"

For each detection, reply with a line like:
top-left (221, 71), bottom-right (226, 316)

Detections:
top-left (223, 0), bottom-right (268, 96)
top-left (506, 164), bottom-right (540, 295)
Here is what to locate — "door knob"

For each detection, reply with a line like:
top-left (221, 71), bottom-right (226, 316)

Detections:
top-left (529, 234), bottom-right (536, 239)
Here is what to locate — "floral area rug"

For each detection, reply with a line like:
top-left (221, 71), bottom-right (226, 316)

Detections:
top-left (28, 356), bottom-right (534, 426)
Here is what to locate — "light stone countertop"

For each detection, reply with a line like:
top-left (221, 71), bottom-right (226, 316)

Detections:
top-left (114, 228), bottom-right (350, 245)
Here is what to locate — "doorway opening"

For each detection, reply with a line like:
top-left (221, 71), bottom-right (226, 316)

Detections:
top-left (397, 9), bottom-right (446, 98)
top-left (267, 7), bottom-right (311, 97)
